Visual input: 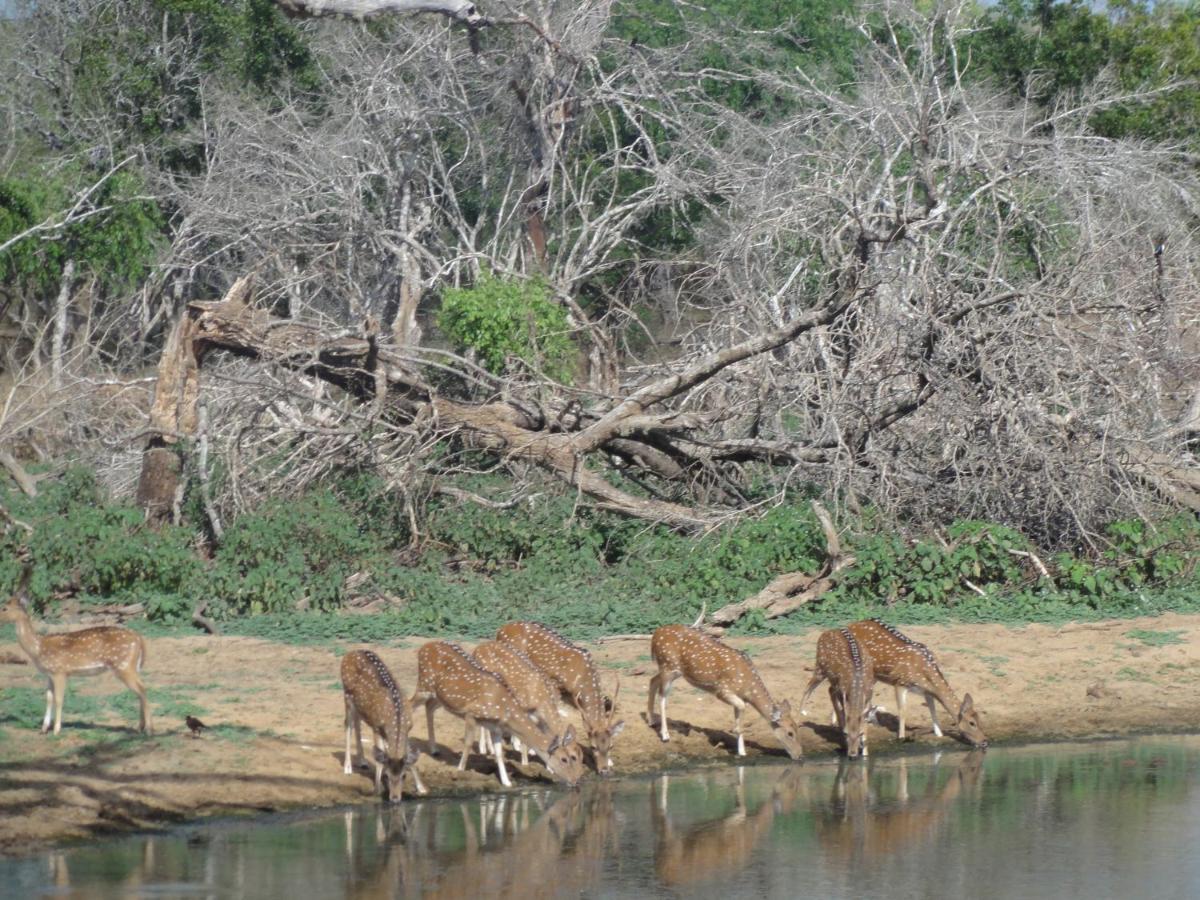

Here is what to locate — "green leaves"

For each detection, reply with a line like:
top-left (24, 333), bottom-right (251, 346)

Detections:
top-left (437, 271), bottom-right (576, 383)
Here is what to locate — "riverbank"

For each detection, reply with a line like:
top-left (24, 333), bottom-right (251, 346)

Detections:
top-left (3, 613), bottom-right (1199, 856)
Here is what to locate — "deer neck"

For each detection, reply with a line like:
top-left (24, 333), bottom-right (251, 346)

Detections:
top-left (744, 671), bottom-right (777, 721)
top-left (924, 672), bottom-right (958, 717)
top-left (10, 609), bottom-right (43, 662)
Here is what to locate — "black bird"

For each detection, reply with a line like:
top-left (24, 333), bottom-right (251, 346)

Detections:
top-left (185, 715), bottom-right (208, 738)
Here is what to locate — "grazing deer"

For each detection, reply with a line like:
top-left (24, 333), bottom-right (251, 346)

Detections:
top-left (805, 619), bottom-right (987, 747)
top-left (0, 569), bottom-right (151, 735)
top-left (496, 622), bottom-right (624, 773)
top-left (471, 639), bottom-right (571, 767)
top-left (647, 624), bottom-right (804, 759)
top-left (410, 641), bottom-right (584, 788)
top-left (800, 628), bottom-right (874, 758)
top-left (341, 649), bottom-right (426, 802)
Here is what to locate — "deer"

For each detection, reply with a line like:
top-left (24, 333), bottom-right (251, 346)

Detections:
top-left (800, 628), bottom-right (874, 758)
top-left (340, 649), bottom-right (426, 802)
top-left (646, 624), bottom-right (804, 759)
top-left (409, 640), bottom-right (584, 788)
top-left (802, 618), bottom-right (987, 748)
top-left (0, 567), bottom-right (152, 735)
top-left (471, 639), bottom-right (572, 767)
top-left (495, 621), bottom-right (624, 774)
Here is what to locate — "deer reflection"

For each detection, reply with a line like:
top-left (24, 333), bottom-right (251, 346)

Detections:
top-left (652, 765), bottom-right (808, 888)
top-left (351, 786), bottom-right (614, 900)
top-left (816, 750), bottom-right (986, 864)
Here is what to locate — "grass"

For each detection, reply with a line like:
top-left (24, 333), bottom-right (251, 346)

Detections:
top-left (1125, 629), bottom-right (1187, 647)
top-left (1115, 666), bottom-right (1153, 683)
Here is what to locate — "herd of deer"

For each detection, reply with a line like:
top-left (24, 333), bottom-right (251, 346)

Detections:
top-left (1, 570), bottom-right (988, 804)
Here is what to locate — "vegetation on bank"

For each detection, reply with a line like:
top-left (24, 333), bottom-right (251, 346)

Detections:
top-left (1, 466), bottom-right (1197, 643)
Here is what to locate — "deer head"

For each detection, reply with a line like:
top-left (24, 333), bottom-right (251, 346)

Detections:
top-left (955, 694), bottom-right (988, 749)
top-left (589, 677), bottom-right (625, 775)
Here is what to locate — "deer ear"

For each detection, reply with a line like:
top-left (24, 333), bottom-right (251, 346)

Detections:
top-left (405, 744), bottom-right (420, 766)
top-left (777, 700), bottom-right (792, 717)
top-left (958, 694), bottom-right (975, 719)
top-left (610, 720), bottom-right (625, 738)
top-left (770, 706), bottom-right (783, 725)
top-left (562, 725), bottom-right (576, 747)
top-left (548, 734), bottom-right (561, 754)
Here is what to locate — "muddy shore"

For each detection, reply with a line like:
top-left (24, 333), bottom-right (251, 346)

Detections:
top-left (3, 613), bottom-right (1199, 856)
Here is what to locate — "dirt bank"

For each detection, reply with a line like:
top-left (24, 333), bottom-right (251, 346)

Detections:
top-left (3, 614), bottom-right (1200, 856)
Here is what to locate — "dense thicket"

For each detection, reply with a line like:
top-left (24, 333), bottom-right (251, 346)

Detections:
top-left (1, 0), bottom-right (1198, 622)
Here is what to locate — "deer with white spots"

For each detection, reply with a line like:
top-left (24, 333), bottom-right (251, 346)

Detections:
top-left (647, 624), bottom-right (804, 759)
top-left (340, 649), bottom-right (426, 802)
top-left (410, 640), bottom-right (584, 788)
top-left (801, 628), bottom-right (875, 758)
top-left (471, 639), bottom-right (573, 767)
top-left (828, 619), bottom-right (987, 747)
top-left (0, 568), bottom-right (151, 735)
top-left (496, 622), bottom-right (624, 774)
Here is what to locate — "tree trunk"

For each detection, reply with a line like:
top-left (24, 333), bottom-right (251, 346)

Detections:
top-left (50, 259), bottom-right (75, 389)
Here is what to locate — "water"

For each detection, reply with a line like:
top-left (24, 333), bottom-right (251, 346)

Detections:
top-left (5, 736), bottom-right (1200, 899)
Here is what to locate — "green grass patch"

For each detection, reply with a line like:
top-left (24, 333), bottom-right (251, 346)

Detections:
top-left (1124, 629), bottom-right (1187, 647)
top-left (1115, 666), bottom-right (1153, 683)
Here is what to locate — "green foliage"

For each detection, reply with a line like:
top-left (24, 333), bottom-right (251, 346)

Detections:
top-left (0, 170), bottom-right (164, 300)
top-left (437, 271), bottom-right (576, 382)
top-left (1125, 629), bottom-right (1187, 647)
top-left (204, 491), bottom-right (381, 615)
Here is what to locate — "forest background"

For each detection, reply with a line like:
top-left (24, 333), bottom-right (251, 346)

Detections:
top-left (1, 0), bottom-right (1199, 642)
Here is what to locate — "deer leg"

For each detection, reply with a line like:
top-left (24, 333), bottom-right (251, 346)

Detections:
top-left (477, 726), bottom-right (490, 755)
top-left (373, 734), bottom-right (387, 793)
top-left (343, 700), bottom-right (357, 775)
top-left (408, 760), bottom-right (428, 796)
top-left (925, 693), bottom-right (943, 737)
top-left (492, 727), bottom-right (512, 788)
top-left (458, 718), bottom-right (474, 771)
top-left (647, 672), bottom-right (661, 725)
top-left (513, 735), bottom-right (528, 767)
top-left (41, 679), bottom-right (54, 733)
top-left (895, 685), bottom-right (908, 740)
top-left (729, 696), bottom-right (747, 757)
top-left (51, 672), bottom-right (67, 735)
top-left (113, 665), bottom-right (153, 735)
top-left (829, 686), bottom-right (845, 730)
top-left (658, 672), bottom-right (677, 742)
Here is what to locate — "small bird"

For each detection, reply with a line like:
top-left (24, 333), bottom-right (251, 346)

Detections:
top-left (185, 715), bottom-right (208, 738)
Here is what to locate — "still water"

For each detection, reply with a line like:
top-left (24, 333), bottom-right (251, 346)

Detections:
top-left (5, 736), bottom-right (1200, 899)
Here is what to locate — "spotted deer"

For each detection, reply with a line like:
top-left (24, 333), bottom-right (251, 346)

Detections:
top-left (801, 628), bottom-right (875, 758)
top-left (340, 649), bottom-right (426, 802)
top-left (0, 568), bottom-right (151, 735)
top-left (496, 622), bottom-right (624, 773)
top-left (807, 619), bottom-right (987, 747)
top-left (471, 639), bottom-right (573, 767)
top-left (410, 641), bottom-right (584, 787)
top-left (647, 624), bottom-right (804, 759)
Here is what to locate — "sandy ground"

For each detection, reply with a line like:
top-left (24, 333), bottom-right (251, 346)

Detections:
top-left (3, 613), bottom-right (1200, 856)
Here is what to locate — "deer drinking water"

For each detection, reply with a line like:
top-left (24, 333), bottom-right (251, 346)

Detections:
top-left (340, 649), bottom-right (426, 802)
top-left (646, 624), bottom-right (804, 759)
top-left (471, 639), bottom-right (569, 766)
top-left (496, 622), bottom-right (624, 773)
top-left (410, 640), bottom-right (584, 788)
top-left (804, 619), bottom-right (987, 747)
top-left (800, 628), bottom-right (875, 758)
top-left (0, 570), bottom-right (152, 735)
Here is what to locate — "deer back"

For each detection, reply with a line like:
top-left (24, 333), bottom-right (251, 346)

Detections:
top-left (35, 627), bottom-right (146, 676)
top-left (471, 640), bottom-right (561, 728)
top-left (341, 650), bottom-right (411, 755)
top-left (652, 625), bottom-right (769, 707)
top-left (848, 619), bottom-right (948, 695)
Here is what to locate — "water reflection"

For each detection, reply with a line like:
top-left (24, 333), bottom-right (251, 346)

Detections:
top-left (8, 738), bottom-right (1200, 899)
top-left (814, 751), bottom-right (985, 867)
top-left (653, 765), bottom-right (808, 887)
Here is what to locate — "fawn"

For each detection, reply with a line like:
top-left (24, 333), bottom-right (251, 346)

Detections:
top-left (802, 628), bottom-right (874, 758)
top-left (340, 649), bottom-right (426, 802)
top-left (471, 639), bottom-right (572, 767)
top-left (496, 622), bottom-right (624, 773)
top-left (806, 619), bottom-right (987, 747)
top-left (0, 568), bottom-right (151, 735)
top-left (410, 640), bottom-right (584, 787)
top-left (647, 624), bottom-right (803, 759)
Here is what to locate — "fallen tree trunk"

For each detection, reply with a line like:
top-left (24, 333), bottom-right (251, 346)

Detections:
top-left (135, 278), bottom-right (855, 529)
top-left (707, 501), bottom-right (854, 629)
